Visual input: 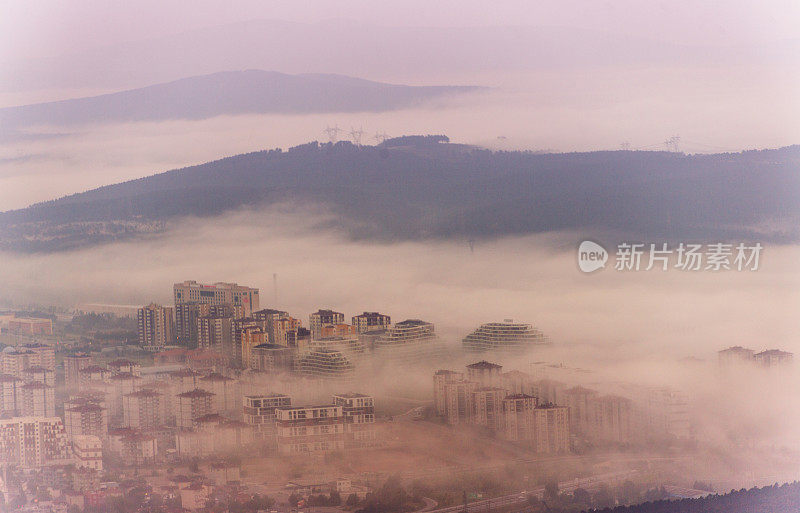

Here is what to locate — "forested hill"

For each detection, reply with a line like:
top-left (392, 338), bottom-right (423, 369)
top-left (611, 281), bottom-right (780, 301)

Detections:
top-left (0, 70), bottom-right (480, 129)
top-left (589, 482), bottom-right (800, 513)
top-left (1, 137), bottom-right (799, 252)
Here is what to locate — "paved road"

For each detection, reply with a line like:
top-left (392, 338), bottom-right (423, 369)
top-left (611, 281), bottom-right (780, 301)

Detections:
top-left (418, 497), bottom-right (439, 511)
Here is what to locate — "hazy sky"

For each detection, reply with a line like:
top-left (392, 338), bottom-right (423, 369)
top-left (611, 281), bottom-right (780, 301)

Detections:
top-left (3, 0), bottom-right (799, 64)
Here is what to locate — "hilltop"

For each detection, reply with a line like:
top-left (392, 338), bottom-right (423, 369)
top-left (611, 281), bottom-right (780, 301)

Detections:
top-left (1, 137), bottom-right (798, 252)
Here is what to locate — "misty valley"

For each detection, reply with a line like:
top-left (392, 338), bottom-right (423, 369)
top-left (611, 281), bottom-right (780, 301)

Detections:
top-left (1, 3), bottom-right (799, 513)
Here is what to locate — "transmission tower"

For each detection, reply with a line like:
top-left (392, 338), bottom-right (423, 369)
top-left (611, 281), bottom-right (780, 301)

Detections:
top-left (324, 125), bottom-right (341, 143)
top-left (664, 135), bottom-right (681, 152)
top-left (349, 127), bottom-right (365, 146)
top-left (373, 131), bottom-right (389, 145)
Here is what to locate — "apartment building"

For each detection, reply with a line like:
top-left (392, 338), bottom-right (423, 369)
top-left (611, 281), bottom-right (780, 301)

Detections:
top-left (473, 387), bottom-right (507, 432)
top-left (298, 348), bottom-right (355, 380)
top-left (173, 280), bottom-right (260, 317)
top-left (352, 312), bottom-right (391, 334)
top-left (463, 319), bottom-right (549, 353)
top-left (0, 416), bottom-right (71, 468)
top-left (137, 303), bottom-right (175, 351)
top-left (717, 346), bottom-right (755, 366)
top-left (242, 393), bottom-right (291, 437)
top-left (64, 353), bottom-right (92, 390)
top-left (309, 309), bottom-right (345, 339)
top-left (562, 386), bottom-right (599, 437)
top-left (240, 326), bottom-right (267, 368)
top-left (443, 380), bottom-right (478, 425)
top-left (64, 399), bottom-right (108, 440)
top-left (319, 324), bottom-right (358, 338)
top-left (72, 434), bottom-right (103, 470)
top-left (333, 393), bottom-right (377, 448)
top-left (250, 344), bottom-right (296, 372)
top-left (275, 404), bottom-right (346, 454)
top-left (374, 319), bottom-right (445, 364)
top-left (19, 381), bottom-right (55, 417)
top-left (1, 344), bottom-right (56, 378)
top-left (501, 395), bottom-right (570, 453)
top-left (122, 389), bottom-right (165, 430)
top-left (196, 311), bottom-right (235, 360)
top-left (754, 349), bottom-right (793, 368)
top-left (199, 372), bottom-right (240, 415)
top-left (433, 370), bottom-right (464, 416)
top-left (7, 317), bottom-right (53, 335)
top-left (176, 389), bottom-right (216, 430)
top-left (271, 314), bottom-right (303, 346)
top-left (466, 361), bottom-right (503, 387)
top-left (310, 335), bottom-right (365, 357)
top-left (22, 365), bottom-right (55, 387)
top-left (0, 374), bottom-right (20, 416)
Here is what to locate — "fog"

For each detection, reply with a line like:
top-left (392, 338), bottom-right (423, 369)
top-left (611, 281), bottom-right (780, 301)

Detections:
top-left (1, 206), bottom-right (797, 359)
top-left (2, 205), bottom-right (799, 488)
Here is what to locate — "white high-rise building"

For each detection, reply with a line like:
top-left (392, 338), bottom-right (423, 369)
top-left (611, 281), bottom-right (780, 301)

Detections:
top-left (174, 281), bottom-right (260, 317)
top-left (0, 417), bottom-right (71, 468)
top-left (374, 319), bottom-right (445, 364)
top-left (463, 320), bottom-right (549, 353)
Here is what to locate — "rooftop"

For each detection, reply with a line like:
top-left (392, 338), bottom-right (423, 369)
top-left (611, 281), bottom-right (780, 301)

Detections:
top-left (177, 388), bottom-right (215, 398)
top-left (467, 360), bottom-right (502, 369)
top-left (200, 372), bottom-right (233, 382)
top-left (313, 309), bottom-right (343, 316)
top-left (395, 319), bottom-right (430, 327)
top-left (755, 349), bottom-right (793, 357)
top-left (505, 393), bottom-right (536, 400)
top-left (253, 343), bottom-right (291, 350)
top-left (66, 404), bottom-right (105, 413)
top-left (108, 359), bottom-right (137, 367)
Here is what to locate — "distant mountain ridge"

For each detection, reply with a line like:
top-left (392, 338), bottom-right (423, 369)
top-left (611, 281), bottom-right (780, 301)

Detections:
top-left (0, 70), bottom-right (481, 129)
top-left (2, 19), bottom-right (797, 94)
top-left (1, 138), bottom-right (799, 252)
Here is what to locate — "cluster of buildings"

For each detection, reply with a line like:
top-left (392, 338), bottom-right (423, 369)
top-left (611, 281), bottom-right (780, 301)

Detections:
top-left (434, 361), bottom-right (570, 452)
top-left (0, 311), bottom-right (53, 336)
top-left (718, 346), bottom-right (794, 368)
top-left (2, 346), bottom-right (378, 482)
top-left (434, 360), bottom-right (692, 452)
top-left (137, 280), bottom-right (467, 380)
top-left (1, 344), bottom-right (57, 418)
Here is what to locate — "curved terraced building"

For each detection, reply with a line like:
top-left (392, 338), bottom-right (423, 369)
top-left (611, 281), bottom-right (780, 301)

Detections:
top-left (374, 319), bottom-right (447, 365)
top-left (462, 319), bottom-right (549, 353)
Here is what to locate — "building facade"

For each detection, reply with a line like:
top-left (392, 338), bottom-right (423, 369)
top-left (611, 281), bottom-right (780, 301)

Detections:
top-left (352, 312), bottom-right (391, 334)
top-left (275, 405), bottom-right (345, 454)
top-left (309, 310), bottom-right (344, 339)
top-left (463, 320), bottom-right (549, 353)
top-left (174, 280), bottom-right (260, 317)
top-left (0, 417), bottom-right (70, 468)
top-left (137, 303), bottom-right (175, 351)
